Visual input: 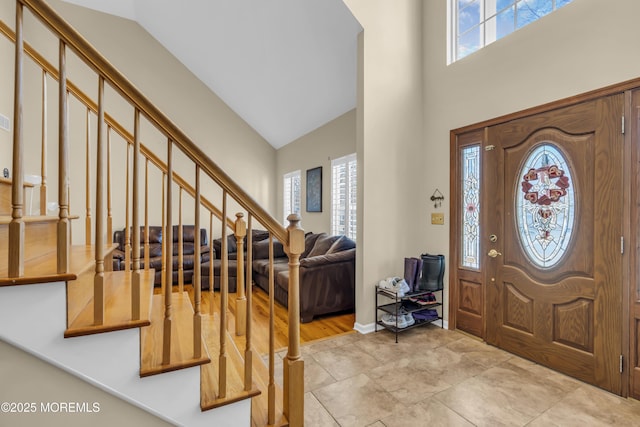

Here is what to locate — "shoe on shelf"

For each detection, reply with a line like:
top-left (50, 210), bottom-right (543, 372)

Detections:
top-left (378, 277), bottom-right (411, 297)
top-left (381, 312), bottom-right (412, 328)
top-left (403, 313), bottom-right (415, 327)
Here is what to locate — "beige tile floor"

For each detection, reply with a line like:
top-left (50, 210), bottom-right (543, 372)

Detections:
top-left (273, 325), bottom-right (640, 426)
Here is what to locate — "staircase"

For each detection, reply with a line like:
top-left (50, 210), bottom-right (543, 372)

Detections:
top-left (0, 1), bottom-right (304, 426)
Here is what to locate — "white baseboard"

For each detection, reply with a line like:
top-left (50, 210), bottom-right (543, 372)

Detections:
top-left (354, 319), bottom-right (449, 334)
top-left (353, 322), bottom-right (376, 334)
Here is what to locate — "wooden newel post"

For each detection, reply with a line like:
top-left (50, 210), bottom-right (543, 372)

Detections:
top-left (234, 213), bottom-right (247, 336)
top-left (284, 213), bottom-right (304, 426)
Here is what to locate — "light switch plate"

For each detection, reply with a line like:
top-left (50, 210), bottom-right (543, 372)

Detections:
top-left (431, 213), bottom-right (444, 225)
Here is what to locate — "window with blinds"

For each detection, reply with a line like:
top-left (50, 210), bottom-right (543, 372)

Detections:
top-left (283, 170), bottom-right (301, 224)
top-left (331, 154), bottom-right (357, 240)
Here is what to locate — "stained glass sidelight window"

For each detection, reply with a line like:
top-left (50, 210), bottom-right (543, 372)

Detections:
top-left (462, 145), bottom-right (480, 269)
top-left (516, 143), bottom-right (574, 268)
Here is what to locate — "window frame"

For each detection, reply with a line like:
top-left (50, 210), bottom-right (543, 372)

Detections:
top-left (331, 153), bottom-right (357, 240)
top-left (283, 170), bottom-right (301, 225)
top-left (449, 0), bottom-right (573, 64)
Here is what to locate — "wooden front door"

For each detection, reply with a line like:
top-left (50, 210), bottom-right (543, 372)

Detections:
top-left (630, 89), bottom-right (640, 400)
top-left (484, 96), bottom-right (623, 394)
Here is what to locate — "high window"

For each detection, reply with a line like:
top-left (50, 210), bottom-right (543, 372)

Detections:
top-left (450, 0), bottom-right (573, 62)
top-left (283, 170), bottom-right (301, 224)
top-left (331, 154), bottom-right (357, 240)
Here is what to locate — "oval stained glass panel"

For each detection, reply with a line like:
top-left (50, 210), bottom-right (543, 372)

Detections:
top-left (515, 144), bottom-right (575, 268)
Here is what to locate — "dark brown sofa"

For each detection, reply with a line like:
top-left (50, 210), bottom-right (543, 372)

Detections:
top-left (200, 229), bottom-right (269, 293)
top-left (113, 225), bottom-right (209, 286)
top-left (251, 232), bottom-right (356, 323)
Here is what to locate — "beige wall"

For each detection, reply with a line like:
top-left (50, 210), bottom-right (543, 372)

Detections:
top-left (343, 0), bottom-right (640, 327)
top-left (422, 0), bottom-right (640, 321)
top-left (343, 0), bottom-right (425, 327)
top-left (0, 0), bottom-right (277, 242)
top-left (276, 109), bottom-right (356, 234)
top-left (0, 340), bottom-right (171, 427)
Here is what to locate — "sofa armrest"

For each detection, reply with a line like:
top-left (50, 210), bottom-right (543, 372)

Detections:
top-left (299, 248), bottom-right (355, 269)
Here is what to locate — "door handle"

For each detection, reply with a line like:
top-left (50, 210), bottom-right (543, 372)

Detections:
top-left (487, 249), bottom-right (502, 258)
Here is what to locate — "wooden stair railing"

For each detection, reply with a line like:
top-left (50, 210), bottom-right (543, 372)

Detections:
top-left (4, 0), bottom-right (305, 424)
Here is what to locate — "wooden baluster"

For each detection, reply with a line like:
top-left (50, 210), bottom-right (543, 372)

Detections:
top-left (209, 211), bottom-right (214, 315)
top-left (106, 126), bottom-right (113, 248)
top-left (268, 233), bottom-right (276, 424)
top-left (193, 166), bottom-right (202, 358)
top-left (163, 140), bottom-right (174, 365)
top-left (235, 212), bottom-right (247, 336)
top-left (161, 172), bottom-right (166, 295)
top-left (9, 1), bottom-right (24, 278)
top-left (131, 109), bottom-right (141, 321)
top-left (40, 69), bottom-right (47, 216)
top-left (124, 142), bottom-right (131, 272)
top-left (85, 108), bottom-right (91, 245)
top-left (284, 214), bottom-right (305, 425)
top-left (57, 39), bottom-right (70, 275)
top-left (178, 186), bottom-right (184, 293)
top-left (144, 158), bottom-right (150, 270)
top-left (244, 214), bottom-right (254, 392)
top-left (93, 76), bottom-right (106, 325)
top-left (219, 190), bottom-right (228, 398)
top-left (105, 126), bottom-right (113, 272)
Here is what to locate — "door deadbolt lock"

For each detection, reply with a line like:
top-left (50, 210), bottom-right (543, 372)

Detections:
top-left (487, 249), bottom-right (502, 258)
top-left (489, 234), bottom-right (498, 243)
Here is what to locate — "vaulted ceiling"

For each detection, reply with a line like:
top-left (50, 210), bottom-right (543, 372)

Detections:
top-left (61, 0), bottom-right (362, 149)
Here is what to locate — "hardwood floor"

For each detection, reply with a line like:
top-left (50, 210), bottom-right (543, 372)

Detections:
top-left (154, 283), bottom-right (355, 356)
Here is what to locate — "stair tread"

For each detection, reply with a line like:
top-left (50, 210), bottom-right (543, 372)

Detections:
top-left (0, 244), bottom-right (118, 286)
top-left (65, 269), bottom-right (155, 338)
top-left (200, 314), bottom-right (261, 411)
top-left (140, 292), bottom-right (211, 377)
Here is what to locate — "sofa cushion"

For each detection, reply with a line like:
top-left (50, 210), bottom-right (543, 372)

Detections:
top-left (276, 270), bottom-right (290, 291)
top-left (326, 235), bottom-right (356, 254)
top-left (301, 232), bottom-right (323, 258)
top-left (213, 229), bottom-right (270, 259)
top-left (253, 238), bottom-right (286, 259)
top-left (306, 234), bottom-right (341, 258)
top-left (201, 259), bottom-right (240, 276)
top-left (146, 243), bottom-right (164, 258)
top-left (213, 234), bottom-right (237, 258)
top-left (136, 226), bottom-right (163, 244)
top-left (252, 258), bottom-right (289, 277)
top-left (251, 229), bottom-right (270, 243)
